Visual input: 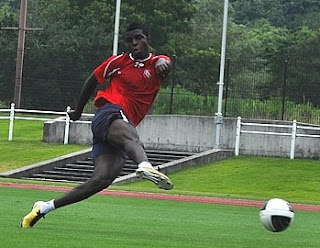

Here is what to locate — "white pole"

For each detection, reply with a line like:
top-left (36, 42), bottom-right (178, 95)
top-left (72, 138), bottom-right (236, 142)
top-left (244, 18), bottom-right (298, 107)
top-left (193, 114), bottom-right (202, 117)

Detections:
top-left (290, 120), bottom-right (297, 159)
top-left (8, 103), bottom-right (15, 141)
top-left (64, 106), bottom-right (71, 145)
top-left (235, 116), bottom-right (241, 156)
top-left (113, 0), bottom-right (121, 55)
top-left (214, 0), bottom-right (229, 149)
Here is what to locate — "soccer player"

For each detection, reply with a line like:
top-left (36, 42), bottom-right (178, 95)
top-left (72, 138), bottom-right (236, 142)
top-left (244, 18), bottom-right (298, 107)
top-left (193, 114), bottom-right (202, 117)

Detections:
top-left (21, 22), bottom-right (173, 228)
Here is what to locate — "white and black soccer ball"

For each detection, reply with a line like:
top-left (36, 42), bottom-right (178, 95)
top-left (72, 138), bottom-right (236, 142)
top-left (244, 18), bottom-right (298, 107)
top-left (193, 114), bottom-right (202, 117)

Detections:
top-left (259, 198), bottom-right (294, 232)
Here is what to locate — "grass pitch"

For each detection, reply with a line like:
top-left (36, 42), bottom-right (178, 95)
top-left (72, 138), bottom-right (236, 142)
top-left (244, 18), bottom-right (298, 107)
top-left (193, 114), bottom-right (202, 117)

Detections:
top-left (123, 156), bottom-right (320, 204)
top-left (2, 187), bottom-right (320, 248)
top-left (1, 119), bottom-right (320, 247)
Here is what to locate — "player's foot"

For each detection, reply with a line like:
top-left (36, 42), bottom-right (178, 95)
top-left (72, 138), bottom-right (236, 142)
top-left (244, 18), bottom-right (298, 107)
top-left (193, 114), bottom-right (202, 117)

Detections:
top-left (20, 201), bottom-right (46, 228)
top-left (136, 163), bottom-right (173, 190)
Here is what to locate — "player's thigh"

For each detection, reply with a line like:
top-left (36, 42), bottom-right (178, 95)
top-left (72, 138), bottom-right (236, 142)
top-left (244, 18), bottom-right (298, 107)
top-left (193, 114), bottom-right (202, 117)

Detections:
top-left (92, 153), bottom-right (126, 181)
top-left (107, 119), bottom-right (140, 145)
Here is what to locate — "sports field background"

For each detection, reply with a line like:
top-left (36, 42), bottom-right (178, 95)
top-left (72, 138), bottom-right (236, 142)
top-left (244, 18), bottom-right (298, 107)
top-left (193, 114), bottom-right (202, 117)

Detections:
top-left (1, 186), bottom-right (320, 248)
top-left (1, 120), bottom-right (320, 247)
top-left (1, 155), bottom-right (320, 247)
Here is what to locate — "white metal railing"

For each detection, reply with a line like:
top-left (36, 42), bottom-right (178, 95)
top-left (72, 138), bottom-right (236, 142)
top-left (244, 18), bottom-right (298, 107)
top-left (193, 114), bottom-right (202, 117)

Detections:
top-left (0, 103), bottom-right (93, 144)
top-left (235, 116), bottom-right (320, 159)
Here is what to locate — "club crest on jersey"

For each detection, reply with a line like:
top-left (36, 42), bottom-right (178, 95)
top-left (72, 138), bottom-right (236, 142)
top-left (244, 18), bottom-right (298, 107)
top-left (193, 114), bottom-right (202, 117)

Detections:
top-left (143, 69), bottom-right (152, 80)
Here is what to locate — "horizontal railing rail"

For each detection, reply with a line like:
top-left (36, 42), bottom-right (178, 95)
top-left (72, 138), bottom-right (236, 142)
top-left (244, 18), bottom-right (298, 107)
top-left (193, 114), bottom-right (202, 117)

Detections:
top-left (235, 117), bottom-right (320, 159)
top-left (0, 103), bottom-right (94, 144)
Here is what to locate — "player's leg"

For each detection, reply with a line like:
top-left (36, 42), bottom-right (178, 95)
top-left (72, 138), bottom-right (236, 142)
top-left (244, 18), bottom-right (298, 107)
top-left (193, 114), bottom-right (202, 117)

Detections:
top-left (54, 153), bottom-right (125, 208)
top-left (107, 119), bottom-right (147, 164)
top-left (107, 119), bottom-right (173, 190)
top-left (20, 152), bottom-right (126, 228)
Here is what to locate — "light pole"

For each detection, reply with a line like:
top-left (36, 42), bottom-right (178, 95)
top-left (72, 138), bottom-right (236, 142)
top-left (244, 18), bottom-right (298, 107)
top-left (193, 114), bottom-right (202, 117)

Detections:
top-left (215, 0), bottom-right (229, 149)
top-left (113, 0), bottom-right (121, 55)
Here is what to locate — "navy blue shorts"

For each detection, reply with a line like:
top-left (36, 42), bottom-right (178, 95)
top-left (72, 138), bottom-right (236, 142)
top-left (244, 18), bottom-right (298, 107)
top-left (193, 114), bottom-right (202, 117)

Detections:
top-left (91, 102), bottom-right (132, 162)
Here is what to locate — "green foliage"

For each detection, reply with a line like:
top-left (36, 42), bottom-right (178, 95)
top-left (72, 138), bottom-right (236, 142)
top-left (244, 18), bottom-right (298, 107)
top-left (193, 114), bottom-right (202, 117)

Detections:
top-left (0, 4), bottom-right (17, 104)
top-left (151, 86), bottom-right (217, 115)
top-left (153, 86), bottom-right (320, 123)
top-left (231, 0), bottom-right (320, 30)
top-left (119, 0), bottom-right (196, 53)
top-left (0, 101), bottom-right (9, 108)
top-left (0, 0), bottom-right (319, 119)
top-left (27, 0), bottom-right (115, 52)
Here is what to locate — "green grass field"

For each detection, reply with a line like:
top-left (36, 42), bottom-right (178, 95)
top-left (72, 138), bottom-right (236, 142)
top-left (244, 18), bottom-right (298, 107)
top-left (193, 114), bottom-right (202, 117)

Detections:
top-left (2, 187), bottom-right (320, 248)
top-left (125, 156), bottom-right (320, 204)
top-left (1, 119), bottom-right (320, 247)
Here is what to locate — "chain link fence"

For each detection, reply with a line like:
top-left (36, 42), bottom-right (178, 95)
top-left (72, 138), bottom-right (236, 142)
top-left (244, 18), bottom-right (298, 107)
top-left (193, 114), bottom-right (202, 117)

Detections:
top-left (0, 49), bottom-right (319, 124)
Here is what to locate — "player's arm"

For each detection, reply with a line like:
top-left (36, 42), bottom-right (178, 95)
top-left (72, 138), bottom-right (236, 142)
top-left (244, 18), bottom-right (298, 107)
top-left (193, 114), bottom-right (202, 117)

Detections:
top-left (68, 73), bottom-right (98, 121)
top-left (155, 57), bottom-right (171, 78)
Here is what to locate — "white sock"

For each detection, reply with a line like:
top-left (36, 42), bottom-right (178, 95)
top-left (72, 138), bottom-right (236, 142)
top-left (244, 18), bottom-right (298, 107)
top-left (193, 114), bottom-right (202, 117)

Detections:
top-left (138, 161), bottom-right (152, 168)
top-left (39, 200), bottom-right (55, 214)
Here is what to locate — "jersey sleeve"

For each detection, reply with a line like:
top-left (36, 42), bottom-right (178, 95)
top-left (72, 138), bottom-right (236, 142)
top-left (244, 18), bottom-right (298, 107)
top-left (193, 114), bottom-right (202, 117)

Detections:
top-left (93, 54), bottom-right (122, 84)
top-left (152, 55), bottom-right (172, 79)
top-left (153, 55), bottom-right (171, 64)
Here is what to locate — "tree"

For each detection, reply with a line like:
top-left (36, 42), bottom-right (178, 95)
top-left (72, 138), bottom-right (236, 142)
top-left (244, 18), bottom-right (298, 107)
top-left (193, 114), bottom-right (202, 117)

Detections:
top-left (230, 0), bottom-right (320, 30)
top-left (18, 0), bottom-right (196, 109)
top-left (0, 4), bottom-right (18, 105)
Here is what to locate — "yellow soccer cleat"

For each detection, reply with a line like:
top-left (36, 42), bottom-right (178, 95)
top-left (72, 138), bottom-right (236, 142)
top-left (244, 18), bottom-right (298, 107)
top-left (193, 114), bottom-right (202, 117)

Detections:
top-left (136, 163), bottom-right (173, 190)
top-left (20, 201), bottom-right (45, 228)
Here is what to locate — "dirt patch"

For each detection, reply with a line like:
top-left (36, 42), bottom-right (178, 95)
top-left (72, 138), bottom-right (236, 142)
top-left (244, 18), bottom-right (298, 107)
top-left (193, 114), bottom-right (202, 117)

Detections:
top-left (1, 182), bottom-right (319, 212)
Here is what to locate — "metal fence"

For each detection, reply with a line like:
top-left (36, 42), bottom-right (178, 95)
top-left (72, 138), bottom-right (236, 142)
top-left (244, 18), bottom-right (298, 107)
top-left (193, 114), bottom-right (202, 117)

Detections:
top-left (235, 117), bottom-right (320, 159)
top-left (0, 49), bottom-right (319, 124)
top-left (0, 103), bottom-right (93, 144)
top-left (223, 59), bottom-right (320, 124)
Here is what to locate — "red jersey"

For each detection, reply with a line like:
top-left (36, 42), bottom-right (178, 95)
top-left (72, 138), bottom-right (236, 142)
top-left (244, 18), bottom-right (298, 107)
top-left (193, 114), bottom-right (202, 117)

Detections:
top-left (93, 53), bottom-right (170, 126)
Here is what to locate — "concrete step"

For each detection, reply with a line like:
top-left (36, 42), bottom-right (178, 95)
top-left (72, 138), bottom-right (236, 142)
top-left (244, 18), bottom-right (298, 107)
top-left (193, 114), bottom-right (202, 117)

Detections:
top-left (24, 149), bottom-right (195, 183)
top-left (30, 173), bottom-right (90, 182)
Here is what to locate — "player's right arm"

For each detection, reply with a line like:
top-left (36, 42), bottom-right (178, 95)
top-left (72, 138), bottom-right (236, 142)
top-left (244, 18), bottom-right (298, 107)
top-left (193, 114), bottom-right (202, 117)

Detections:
top-left (68, 55), bottom-right (121, 121)
top-left (68, 73), bottom-right (98, 121)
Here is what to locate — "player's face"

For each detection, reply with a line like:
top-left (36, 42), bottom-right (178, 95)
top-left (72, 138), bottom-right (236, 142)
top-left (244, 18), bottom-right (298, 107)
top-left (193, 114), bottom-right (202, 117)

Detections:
top-left (125, 29), bottom-right (150, 60)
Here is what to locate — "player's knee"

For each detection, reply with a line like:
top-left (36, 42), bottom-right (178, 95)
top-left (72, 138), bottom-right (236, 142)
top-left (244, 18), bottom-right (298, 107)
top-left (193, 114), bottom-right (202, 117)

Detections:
top-left (90, 177), bottom-right (112, 191)
top-left (138, 139), bottom-right (145, 149)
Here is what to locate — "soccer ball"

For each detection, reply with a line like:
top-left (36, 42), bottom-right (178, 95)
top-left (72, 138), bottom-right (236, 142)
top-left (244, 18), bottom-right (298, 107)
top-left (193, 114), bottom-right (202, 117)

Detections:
top-left (259, 198), bottom-right (294, 232)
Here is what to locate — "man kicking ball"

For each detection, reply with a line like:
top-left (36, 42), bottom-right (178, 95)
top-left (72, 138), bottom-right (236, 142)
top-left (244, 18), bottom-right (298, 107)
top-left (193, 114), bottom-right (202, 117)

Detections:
top-left (21, 21), bottom-right (173, 228)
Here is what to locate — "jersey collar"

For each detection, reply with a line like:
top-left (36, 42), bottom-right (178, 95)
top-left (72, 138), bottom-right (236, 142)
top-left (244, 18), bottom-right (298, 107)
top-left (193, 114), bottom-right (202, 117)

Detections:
top-left (129, 53), bottom-right (152, 62)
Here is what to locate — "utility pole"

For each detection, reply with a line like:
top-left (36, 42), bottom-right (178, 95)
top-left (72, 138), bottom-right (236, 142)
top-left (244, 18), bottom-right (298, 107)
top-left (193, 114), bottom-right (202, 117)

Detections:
top-left (13, 0), bottom-right (27, 108)
top-left (1, 0), bottom-right (42, 108)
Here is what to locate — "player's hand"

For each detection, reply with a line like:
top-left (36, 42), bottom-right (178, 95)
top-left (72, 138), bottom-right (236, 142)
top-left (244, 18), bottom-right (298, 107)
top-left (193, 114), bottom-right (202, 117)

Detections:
top-left (155, 58), bottom-right (171, 78)
top-left (67, 110), bottom-right (81, 121)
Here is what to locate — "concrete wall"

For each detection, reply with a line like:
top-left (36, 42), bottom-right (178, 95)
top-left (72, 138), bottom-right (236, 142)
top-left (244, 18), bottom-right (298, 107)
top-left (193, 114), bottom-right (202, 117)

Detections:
top-left (43, 115), bottom-right (320, 159)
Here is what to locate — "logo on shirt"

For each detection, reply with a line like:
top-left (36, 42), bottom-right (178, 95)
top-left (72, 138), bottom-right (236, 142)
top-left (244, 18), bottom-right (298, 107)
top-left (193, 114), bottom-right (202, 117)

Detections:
top-left (143, 69), bottom-right (152, 80)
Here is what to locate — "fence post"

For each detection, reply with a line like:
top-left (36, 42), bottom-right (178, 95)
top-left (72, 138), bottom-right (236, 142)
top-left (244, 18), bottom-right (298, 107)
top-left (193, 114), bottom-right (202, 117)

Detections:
top-left (64, 106), bottom-right (71, 145)
top-left (235, 116), bottom-right (241, 156)
top-left (8, 103), bottom-right (15, 141)
top-left (290, 119), bottom-right (297, 159)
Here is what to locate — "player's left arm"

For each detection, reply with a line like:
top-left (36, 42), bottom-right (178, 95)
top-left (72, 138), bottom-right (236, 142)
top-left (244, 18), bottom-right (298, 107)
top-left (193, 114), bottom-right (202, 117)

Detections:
top-left (155, 57), bottom-right (172, 78)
